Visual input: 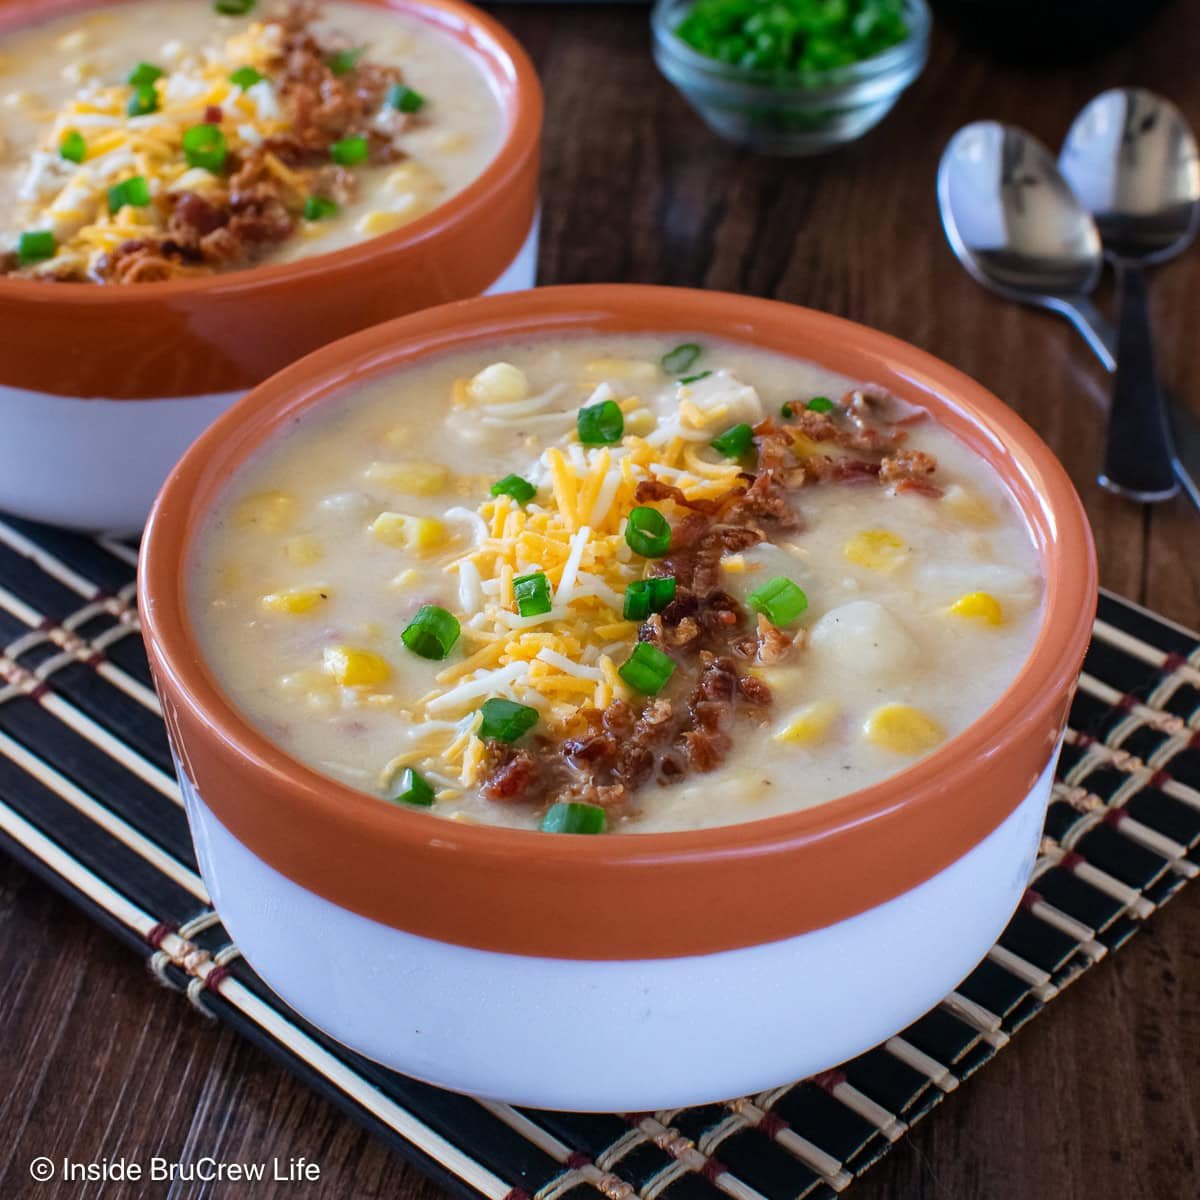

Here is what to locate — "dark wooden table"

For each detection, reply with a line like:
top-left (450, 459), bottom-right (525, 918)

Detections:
top-left (3, 5), bottom-right (1199, 1198)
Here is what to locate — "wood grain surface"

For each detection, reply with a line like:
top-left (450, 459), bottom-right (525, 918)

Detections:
top-left (2, 3), bottom-right (1199, 1197)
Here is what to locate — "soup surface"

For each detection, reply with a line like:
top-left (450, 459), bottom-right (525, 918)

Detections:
top-left (191, 336), bottom-right (1044, 834)
top-left (0, 1), bottom-right (502, 281)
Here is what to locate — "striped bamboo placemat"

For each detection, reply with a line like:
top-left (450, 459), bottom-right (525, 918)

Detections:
top-left (0, 510), bottom-right (1198, 1200)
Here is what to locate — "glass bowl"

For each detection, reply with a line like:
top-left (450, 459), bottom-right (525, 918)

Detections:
top-left (652, 0), bottom-right (931, 156)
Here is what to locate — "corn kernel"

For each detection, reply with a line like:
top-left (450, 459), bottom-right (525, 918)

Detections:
top-left (62, 60), bottom-right (97, 83)
top-left (721, 554), bottom-right (747, 573)
top-left (3, 90), bottom-right (40, 110)
top-left (864, 704), bottom-right (945, 755)
top-left (217, 562), bottom-right (243, 591)
top-left (623, 408), bottom-right (655, 435)
top-left (363, 460), bottom-right (450, 496)
top-left (774, 701), bottom-right (841, 746)
top-left (356, 208), bottom-right (416, 237)
top-left (55, 29), bottom-right (88, 51)
top-left (283, 535), bottom-right (324, 566)
top-left (369, 512), bottom-right (447, 552)
top-left (843, 529), bottom-right (908, 571)
top-left (947, 591), bottom-right (1005, 626)
top-left (942, 484), bottom-right (996, 526)
top-left (435, 131), bottom-right (472, 153)
top-left (260, 587), bottom-right (328, 615)
top-left (384, 161), bottom-right (439, 194)
top-left (467, 362), bottom-right (529, 405)
top-left (583, 358), bottom-right (660, 381)
top-left (232, 490), bottom-right (295, 533)
top-left (391, 568), bottom-right (421, 589)
top-left (323, 645), bottom-right (390, 687)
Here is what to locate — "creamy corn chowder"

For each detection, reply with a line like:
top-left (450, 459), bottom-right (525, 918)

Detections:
top-left (191, 336), bottom-right (1044, 834)
top-left (0, 1), bottom-right (502, 281)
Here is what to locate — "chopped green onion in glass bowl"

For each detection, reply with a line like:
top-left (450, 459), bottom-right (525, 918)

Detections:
top-left (652, 0), bottom-right (931, 156)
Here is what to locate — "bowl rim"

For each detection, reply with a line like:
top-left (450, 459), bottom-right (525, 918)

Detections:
top-left (0, 0), bottom-right (541, 303)
top-left (651, 0), bottom-right (931, 94)
top-left (139, 284), bottom-right (1097, 960)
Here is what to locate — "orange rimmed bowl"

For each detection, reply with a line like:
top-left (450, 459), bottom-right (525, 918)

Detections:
top-left (139, 285), bottom-right (1097, 1110)
top-left (0, 0), bottom-right (541, 532)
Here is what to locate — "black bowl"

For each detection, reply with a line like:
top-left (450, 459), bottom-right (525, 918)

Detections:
top-left (929, 0), bottom-right (1173, 65)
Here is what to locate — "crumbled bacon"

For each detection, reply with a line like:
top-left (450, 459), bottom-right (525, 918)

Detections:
top-left (480, 745), bottom-right (539, 802)
top-left (879, 449), bottom-right (943, 497)
top-left (789, 407), bottom-right (906, 454)
top-left (168, 192), bottom-right (225, 246)
top-left (721, 470), bottom-right (800, 529)
top-left (635, 479), bottom-right (722, 514)
top-left (479, 378), bottom-right (944, 826)
top-left (94, 239), bottom-right (178, 283)
top-left (10, 2), bottom-right (416, 284)
top-left (733, 613), bottom-right (794, 664)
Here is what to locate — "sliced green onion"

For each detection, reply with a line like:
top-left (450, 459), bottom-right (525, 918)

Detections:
top-left (807, 396), bottom-right (835, 413)
top-left (214, 0), bottom-right (255, 13)
top-left (679, 370), bottom-right (712, 385)
top-left (107, 175), bottom-right (151, 214)
top-left (513, 571), bottom-right (552, 618)
top-left (229, 65), bottom-right (265, 89)
top-left (623, 576), bottom-right (676, 621)
top-left (17, 230), bottom-right (56, 266)
top-left (540, 801), bottom-right (606, 834)
top-left (330, 135), bottom-right (369, 166)
top-left (303, 194), bottom-right (339, 220)
top-left (711, 422), bottom-right (753, 458)
top-left (674, 0), bottom-right (909, 74)
top-left (781, 402), bottom-right (793, 418)
top-left (401, 604), bottom-right (461, 660)
top-left (618, 642), bottom-right (676, 695)
top-left (392, 767), bottom-right (435, 807)
top-left (662, 343), bottom-right (701, 375)
top-left (182, 123), bottom-right (227, 172)
top-left (747, 576), bottom-right (808, 626)
top-left (479, 697), bottom-right (539, 743)
top-left (490, 474), bottom-right (536, 504)
top-left (327, 47), bottom-right (364, 75)
top-left (58, 129), bottom-right (86, 163)
top-left (386, 83), bottom-right (426, 113)
top-left (577, 398), bottom-right (624, 445)
top-left (127, 61), bottom-right (163, 86)
top-left (625, 506), bottom-right (671, 557)
top-left (127, 83), bottom-right (159, 116)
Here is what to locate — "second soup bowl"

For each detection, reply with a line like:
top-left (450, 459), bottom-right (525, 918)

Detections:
top-left (0, 0), bottom-right (541, 532)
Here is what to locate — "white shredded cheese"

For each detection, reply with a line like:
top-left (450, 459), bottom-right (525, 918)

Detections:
top-left (426, 662), bottom-right (530, 714)
top-left (444, 506), bottom-right (489, 545)
top-left (554, 525), bottom-right (591, 605)
top-left (535, 648), bottom-right (605, 680)
top-left (457, 559), bottom-right (483, 615)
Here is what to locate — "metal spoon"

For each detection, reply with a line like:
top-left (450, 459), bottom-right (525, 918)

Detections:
top-left (1060, 87), bottom-right (1200, 503)
top-left (938, 119), bottom-right (1199, 510)
top-left (937, 121), bottom-right (1117, 369)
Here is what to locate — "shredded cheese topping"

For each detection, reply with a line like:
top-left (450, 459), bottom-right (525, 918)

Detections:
top-left (8, 19), bottom-right (294, 276)
top-left (383, 368), bottom-right (756, 791)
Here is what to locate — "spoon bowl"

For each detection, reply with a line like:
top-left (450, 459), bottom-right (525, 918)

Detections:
top-left (1060, 87), bottom-right (1200, 263)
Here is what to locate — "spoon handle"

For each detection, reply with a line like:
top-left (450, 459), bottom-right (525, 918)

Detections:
top-left (1050, 297), bottom-right (1117, 372)
top-left (1099, 264), bottom-right (1180, 502)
